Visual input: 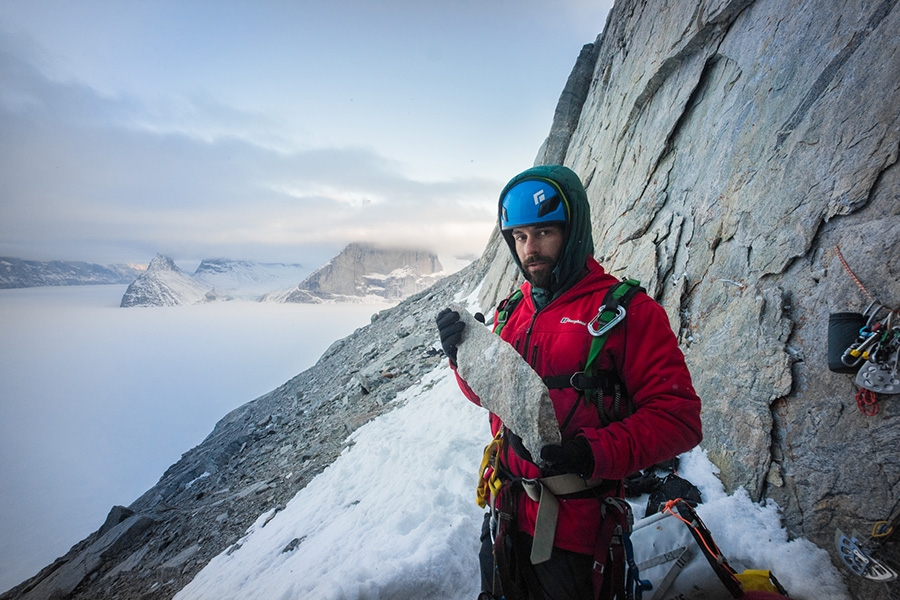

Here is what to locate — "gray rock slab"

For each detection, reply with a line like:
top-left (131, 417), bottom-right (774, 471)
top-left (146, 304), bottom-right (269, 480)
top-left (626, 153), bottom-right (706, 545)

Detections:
top-left (21, 514), bottom-right (154, 600)
top-left (452, 305), bottom-right (560, 464)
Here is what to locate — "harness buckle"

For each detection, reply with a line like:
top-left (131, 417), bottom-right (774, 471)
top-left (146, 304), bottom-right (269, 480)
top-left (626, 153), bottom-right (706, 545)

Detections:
top-left (570, 371), bottom-right (586, 391)
top-left (588, 305), bottom-right (626, 337)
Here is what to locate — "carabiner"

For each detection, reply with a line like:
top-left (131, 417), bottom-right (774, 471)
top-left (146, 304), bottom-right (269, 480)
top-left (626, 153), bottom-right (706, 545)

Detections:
top-left (588, 305), bottom-right (626, 337)
top-left (842, 346), bottom-right (864, 367)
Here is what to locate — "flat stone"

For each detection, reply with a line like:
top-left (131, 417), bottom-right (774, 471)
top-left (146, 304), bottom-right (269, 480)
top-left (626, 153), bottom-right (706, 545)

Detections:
top-left (452, 305), bottom-right (560, 464)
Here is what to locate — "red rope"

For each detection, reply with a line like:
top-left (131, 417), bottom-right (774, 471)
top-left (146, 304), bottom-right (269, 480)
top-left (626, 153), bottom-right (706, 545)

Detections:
top-left (856, 388), bottom-right (880, 416)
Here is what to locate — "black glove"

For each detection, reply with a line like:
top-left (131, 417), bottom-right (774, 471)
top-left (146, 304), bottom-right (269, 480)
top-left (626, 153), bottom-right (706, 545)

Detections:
top-left (540, 437), bottom-right (594, 478)
top-left (436, 308), bottom-right (465, 365)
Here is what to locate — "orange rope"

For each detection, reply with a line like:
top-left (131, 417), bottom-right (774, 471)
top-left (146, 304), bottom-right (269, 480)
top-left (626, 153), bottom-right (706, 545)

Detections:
top-left (835, 245), bottom-right (876, 304)
top-left (662, 499), bottom-right (724, 562)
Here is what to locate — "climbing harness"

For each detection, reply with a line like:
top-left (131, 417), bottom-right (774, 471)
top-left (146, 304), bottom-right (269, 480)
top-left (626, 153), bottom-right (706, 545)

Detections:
top-left (542, 279), bottom-right (645, 424)
top-left (480, 278), bottom-right (648, 599)
top-left (590, 497), bottom-right (651, 600)
top-left (493, 289), bottom-right (524, 336)
top-left (522, 473), bottom-right (617, 565)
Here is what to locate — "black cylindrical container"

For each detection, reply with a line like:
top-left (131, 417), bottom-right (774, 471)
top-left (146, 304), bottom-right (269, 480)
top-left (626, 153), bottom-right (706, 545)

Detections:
top-left (828, 312), bottom-right (866, 373)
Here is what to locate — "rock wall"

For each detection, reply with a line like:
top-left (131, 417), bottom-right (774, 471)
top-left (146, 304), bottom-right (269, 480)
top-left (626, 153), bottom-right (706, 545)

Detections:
top-left (552, 0), bottom-right (899, 596)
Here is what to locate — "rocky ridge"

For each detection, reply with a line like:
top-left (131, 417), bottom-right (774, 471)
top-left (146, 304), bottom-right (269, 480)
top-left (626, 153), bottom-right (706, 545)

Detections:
top-left (122, 246), bottom-right (444, 307)
top-left (0, 257), bottom-right (143, 289)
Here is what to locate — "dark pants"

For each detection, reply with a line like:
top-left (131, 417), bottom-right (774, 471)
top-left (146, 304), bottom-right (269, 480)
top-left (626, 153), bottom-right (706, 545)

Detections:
top-left (480, 512), bottom-right (595, 600)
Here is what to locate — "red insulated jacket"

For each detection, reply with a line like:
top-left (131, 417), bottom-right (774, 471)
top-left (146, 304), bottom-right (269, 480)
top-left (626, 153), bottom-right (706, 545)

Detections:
top-left (454, 256), bottom-right (703, 556)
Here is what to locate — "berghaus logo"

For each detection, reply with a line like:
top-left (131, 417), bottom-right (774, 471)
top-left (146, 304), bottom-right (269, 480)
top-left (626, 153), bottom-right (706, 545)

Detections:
top-left (560, 317), bottom-right (587, 326)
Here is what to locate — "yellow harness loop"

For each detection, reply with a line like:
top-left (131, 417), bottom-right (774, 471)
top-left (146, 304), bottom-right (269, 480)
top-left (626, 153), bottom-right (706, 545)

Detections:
top-left (476, 429), bottom-right (504, 508)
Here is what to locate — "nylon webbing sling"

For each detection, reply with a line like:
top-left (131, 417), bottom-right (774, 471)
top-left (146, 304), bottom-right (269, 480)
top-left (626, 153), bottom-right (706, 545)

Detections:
top-left (523, 475), bottom-right (616, 564)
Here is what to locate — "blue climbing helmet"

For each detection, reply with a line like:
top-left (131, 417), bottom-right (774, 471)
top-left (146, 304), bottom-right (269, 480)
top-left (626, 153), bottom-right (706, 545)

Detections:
top-left (497, 165), bottom-right (594, 298)
top-left (499, 178), bottom-right (569, 230)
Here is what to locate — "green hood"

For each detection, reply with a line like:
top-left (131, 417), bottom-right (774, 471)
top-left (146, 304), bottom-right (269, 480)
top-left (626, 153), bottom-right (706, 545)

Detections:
top-left (498, 164), bottom-right (594, 301)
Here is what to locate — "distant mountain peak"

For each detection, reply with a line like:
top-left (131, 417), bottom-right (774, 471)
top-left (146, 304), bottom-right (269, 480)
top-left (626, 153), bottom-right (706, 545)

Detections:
top-left (120, 255), bottom-right (211, 307)
top-left (147, 254), bottom-right (180, 272)
top-left (265, 244), bottom-right (445, 303)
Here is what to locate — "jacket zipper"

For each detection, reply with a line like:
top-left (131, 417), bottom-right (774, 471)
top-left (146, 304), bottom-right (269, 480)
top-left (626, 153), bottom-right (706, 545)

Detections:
top-left (523, 309), bottom-right (539, 365)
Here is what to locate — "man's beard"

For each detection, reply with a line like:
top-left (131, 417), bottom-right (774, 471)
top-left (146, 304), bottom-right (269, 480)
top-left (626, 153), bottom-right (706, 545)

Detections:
top-left (522, 256), bottom-right (556, 290)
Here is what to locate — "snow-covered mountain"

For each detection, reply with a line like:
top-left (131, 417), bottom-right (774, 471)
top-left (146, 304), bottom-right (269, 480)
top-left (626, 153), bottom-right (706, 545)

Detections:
top-left (120, 247), bottom-right (445, 307)
top-left (120, 255), bottom-right (212, 307)
top-left (0, 257), bottom-right (143, 289)
top-left (265, 243), bottom-right (444, 303)
top-left (191, 259), bottom-right (310, 298)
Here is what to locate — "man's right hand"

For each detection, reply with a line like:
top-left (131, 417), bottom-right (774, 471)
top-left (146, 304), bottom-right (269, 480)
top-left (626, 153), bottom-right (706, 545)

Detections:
top-left (435, 308), bottom-right (465, 365)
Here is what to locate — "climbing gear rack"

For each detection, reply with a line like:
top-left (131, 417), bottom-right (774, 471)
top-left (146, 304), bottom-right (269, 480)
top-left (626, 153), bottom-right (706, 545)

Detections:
top-left (831, 247), bottom-right (900, 412)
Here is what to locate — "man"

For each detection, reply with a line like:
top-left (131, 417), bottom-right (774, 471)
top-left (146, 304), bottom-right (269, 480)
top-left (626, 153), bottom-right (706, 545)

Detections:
top-left (436, 165), bottom-right (702, 600)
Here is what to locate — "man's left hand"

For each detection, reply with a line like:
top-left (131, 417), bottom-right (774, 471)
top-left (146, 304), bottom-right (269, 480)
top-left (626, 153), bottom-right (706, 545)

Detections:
top-left (540, 437), bottom-right (594, 478)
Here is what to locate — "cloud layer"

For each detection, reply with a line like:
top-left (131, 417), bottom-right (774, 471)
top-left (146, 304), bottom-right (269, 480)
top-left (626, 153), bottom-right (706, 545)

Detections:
top-left (0, 1), bottom-right (614, 266)
top-left (1, 33), bottom-right (500, 265)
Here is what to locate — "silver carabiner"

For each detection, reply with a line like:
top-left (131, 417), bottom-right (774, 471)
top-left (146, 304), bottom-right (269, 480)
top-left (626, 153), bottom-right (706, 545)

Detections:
top-left (588, 305), bottom-right (626, 337)
top-left (842, 345), bottom-right (865, 367)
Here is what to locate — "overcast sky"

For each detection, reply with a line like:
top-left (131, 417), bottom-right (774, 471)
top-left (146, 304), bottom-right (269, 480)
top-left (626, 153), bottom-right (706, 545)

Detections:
top-left (0, 1), bottom-right (613, 267)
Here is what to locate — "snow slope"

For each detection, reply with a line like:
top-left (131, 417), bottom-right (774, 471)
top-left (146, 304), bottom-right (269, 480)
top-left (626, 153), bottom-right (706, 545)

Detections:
top-left (191, 259), bottom-right (311, 298)
top-left (175, 365), bottom-right (850, 600)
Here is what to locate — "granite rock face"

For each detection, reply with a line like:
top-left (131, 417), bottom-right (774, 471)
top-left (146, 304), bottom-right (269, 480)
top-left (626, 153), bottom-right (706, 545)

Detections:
top-left (546, 1), bottom-right (899, 596)
top-left (454, 306), bottom-right (560, 463)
